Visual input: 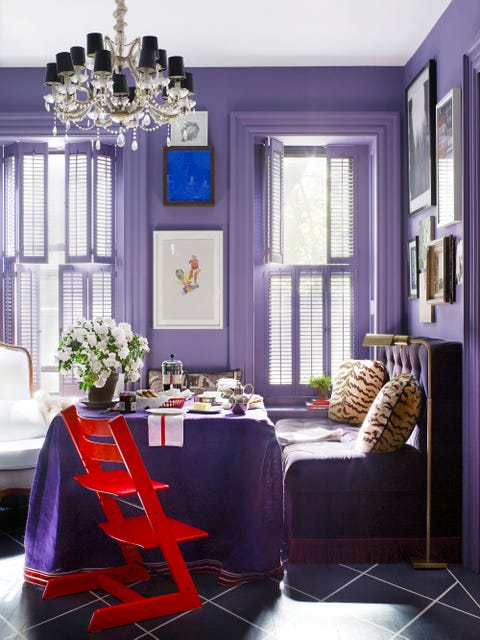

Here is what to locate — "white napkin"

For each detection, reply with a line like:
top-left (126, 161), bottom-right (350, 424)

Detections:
top-left (275, 425), bottom-right (343, 446)
top-left (148, 414), bottom-right (184, 447)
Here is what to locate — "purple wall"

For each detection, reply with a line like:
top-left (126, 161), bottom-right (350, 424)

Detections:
top-left (145, 66), bottom-right (404, 371)
top-left (405, 0), bottom-right (480, 341)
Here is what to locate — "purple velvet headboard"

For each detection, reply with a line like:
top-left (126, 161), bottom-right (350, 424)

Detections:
top-left (381, 339), bottom-right (462, 534)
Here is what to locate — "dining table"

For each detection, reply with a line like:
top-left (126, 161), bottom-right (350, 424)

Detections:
top-left (23, 401), bottom-right (284, 587)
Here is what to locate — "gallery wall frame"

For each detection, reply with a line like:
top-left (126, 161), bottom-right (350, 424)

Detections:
top-left (153, 230), bottom-right (223, 329)
top-left (170, 111), bottom-right (208, 146)
top-left (436, 88), bottom-right (462, 227)
top-left (163, 146), bottom-right (215, 206)
top-left (418, 215), bottom-right (435, 270)
top-left (426, 235), bottom-right (456, 304)
top-left (406, 59), bottom-right (437, 214)
top-left (408, 237), bottom-right (419, 298)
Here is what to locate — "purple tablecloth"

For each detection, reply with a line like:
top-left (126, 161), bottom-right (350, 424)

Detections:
top-left (24, 405), bottom-right (284, 586)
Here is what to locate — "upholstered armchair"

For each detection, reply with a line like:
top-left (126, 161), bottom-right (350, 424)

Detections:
top-left (0, 342), bottom-right (48, 500)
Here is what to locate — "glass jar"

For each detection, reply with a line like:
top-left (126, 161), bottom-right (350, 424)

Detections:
top-left (119, 391), bottom-right (136, 413)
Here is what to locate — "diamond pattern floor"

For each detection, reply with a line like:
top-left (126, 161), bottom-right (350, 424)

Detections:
top-left (1, 503), bottom-right (479, 639)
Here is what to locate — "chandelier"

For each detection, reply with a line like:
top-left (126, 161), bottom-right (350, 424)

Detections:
top-left (43, 0), bottom-right (195, 151)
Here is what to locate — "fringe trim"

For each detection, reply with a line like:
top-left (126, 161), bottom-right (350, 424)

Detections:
top-left (24, 560), bottom-right (285, 589)
top-left (287, 537), bottom-right (462, 564)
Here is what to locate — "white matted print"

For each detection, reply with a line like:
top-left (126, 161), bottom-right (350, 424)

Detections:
top-left (170, 111), bottom-right (208, 146)
top-left (153, 230), bottom-right (223, 329)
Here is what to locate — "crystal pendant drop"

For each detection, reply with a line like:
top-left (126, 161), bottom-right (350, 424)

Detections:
top-left (131, 139), bottom-right (138, 151)
top-left (143, 113), bottom-right (151, 127)
top-left (117, 131), bottom-right (126, 147)
top-left (96, 138), bottom-right (101, 150)
top-left (52, 124), bottom-right (57, 136)
top-left (166, 136), bottom-right (171, 147)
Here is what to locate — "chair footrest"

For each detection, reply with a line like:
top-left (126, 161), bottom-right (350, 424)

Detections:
top-left (74, 470), bottom-right (168, 496)
top-left (99, 515), bottom-right (208, 548)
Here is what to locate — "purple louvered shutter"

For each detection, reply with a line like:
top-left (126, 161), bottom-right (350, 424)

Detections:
top-left (16, 264), bottom-right (40, 386)
top-left (93, 144), bottom-right (115, 264)
top-left (264, 137), bottom-right (284, 264)
top-left (18, 143), bottom-right (48, 263)
top-left (65, 142), bottom-right (92, 263)
top-left (59, 265), bottom-right (87, 394)
top-left (1, 261), bottom-right (15, 344)
top-left (90, 265), bottom-right (114, 319)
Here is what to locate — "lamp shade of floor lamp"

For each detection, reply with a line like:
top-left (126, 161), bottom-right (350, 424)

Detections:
top-left (362, 333), bottom-right (447, 569)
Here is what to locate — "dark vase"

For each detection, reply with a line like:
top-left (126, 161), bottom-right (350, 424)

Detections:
top-left (87, 372), bottom-right (119, 404)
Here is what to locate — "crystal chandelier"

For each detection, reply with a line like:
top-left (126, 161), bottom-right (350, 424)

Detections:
top-left (44, 0), bottom-right (195, 151)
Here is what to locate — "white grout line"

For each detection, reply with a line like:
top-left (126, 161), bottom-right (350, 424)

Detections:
top-left (387, 581), bottom-right (459, 639)
top-left (0, 612), bottom-right (29, 640)
top-left (448, 567), bottom-right (480, 612)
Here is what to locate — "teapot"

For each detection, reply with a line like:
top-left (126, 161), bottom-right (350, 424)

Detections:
top-left (227, 381), bottom-right (254, 414)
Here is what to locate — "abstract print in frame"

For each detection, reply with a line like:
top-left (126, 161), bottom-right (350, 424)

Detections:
top-left (153, 230), bottom-right (223, 329)
top-left (406, 59), bottom-right (437, 213)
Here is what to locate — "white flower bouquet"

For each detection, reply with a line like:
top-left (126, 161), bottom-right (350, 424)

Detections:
top-left (56, 317), bottom-right (149, 391)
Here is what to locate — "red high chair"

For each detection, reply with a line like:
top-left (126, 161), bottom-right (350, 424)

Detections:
top-left (42, 405), bottom-right (208, 632)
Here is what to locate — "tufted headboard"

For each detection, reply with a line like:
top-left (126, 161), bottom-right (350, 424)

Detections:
top-left (381, 339), bottom-right (462, 534)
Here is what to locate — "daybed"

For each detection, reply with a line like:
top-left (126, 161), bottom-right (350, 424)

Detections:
top-left (274, 339), bottom-right (462, 563)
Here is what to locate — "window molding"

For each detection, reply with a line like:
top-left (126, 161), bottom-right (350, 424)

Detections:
top-left (229, 110), bottom-right (401, 384)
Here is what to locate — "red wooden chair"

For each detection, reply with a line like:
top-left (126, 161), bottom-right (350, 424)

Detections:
top-left (42, 404), bottom-right (208, 632)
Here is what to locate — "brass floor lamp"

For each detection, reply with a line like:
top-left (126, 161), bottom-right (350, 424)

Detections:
top-left (362, 333), bottom-right (447, 569)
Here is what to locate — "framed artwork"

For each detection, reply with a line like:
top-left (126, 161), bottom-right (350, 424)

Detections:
top-left (418, 215), bottom-right (435, 270)
top-left (163, 146), bottom-right (215, 206)
top-left (153, 230), bottom-right (223, 329)
top-left (407, 237), bottom-right (419, 298)
top-left (170, 111), bottom-right (208, 146)
top-left (418, 272), bottom-right (435, 323)
top-left (426, 236), bottom-right (453, 304)
top-left (406, 59), bottom-right (437, 214)
top-left (436, 88), bottom-right (462, 227)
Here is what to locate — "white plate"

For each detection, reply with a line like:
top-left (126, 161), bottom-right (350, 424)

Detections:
top-left (146, 408), bottom-right (187, 416)
top-left (188, 405), bottom-right (223, 414)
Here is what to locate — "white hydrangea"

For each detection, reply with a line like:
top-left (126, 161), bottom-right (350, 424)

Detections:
top-left (56, 317), bottom-right (150, 392)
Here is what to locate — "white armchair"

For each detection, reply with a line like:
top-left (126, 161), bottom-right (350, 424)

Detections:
top-left (0, 342), bottom-right (48, 500)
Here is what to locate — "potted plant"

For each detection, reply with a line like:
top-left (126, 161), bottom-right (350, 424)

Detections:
top-left (308, 374), bottom-right (332, 405)
top-left (56, 317), bottom-right (149, 402)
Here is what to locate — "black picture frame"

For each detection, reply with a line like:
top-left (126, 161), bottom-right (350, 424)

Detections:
top-left (163, 146), bottom-right (215, 206)
top-left (406, 59), bottom-right (437, 214)
top-left (408, 237), bottom-right (419, 298)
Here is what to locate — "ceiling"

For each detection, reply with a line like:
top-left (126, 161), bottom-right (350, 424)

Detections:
top-left (0, 0), bottom-right (451, 68)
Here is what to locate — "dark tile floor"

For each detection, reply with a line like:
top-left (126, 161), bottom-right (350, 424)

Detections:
top-left (1, 503), bottom-right (479, 639)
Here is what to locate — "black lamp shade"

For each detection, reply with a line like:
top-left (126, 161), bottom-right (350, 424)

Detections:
top-left (87, 32), bottom-right (104, 57)
top-left (158, 49), bottom-right (167, 70)
top-left (168, 56), bottom-right (185, 79)
top-left (137, 47), bottom-right (157, 72)
top-left (45, 62), bottom-right (60, 85)
top-left (93, 49), bottom-right (113, 75)
top-left (181, 72), bottom-right (194, 94)
top-left (56, 52), bottom-right (75, 76)
top-left (70, 46), bottom-right (86, 67)
top-left (113, 73), bottom-right (129, 96)
top-left (142, 36), bottom-right (159, 52)
top-left (128, 87), bottom-right (136, 102)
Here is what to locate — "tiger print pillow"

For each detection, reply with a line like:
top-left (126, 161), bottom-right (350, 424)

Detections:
top-left (328, 359), bottom-right (388, 425)
top-left (355, 373), bottom-right (422, 453)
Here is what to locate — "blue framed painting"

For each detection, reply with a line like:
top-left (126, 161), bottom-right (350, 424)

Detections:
top-left (163, 146), bottom-right (215, 206)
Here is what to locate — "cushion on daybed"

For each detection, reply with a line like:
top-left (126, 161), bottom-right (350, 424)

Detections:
top-left (328, 359), bottom-right (388, 425)
top-left (356, 373), bottom-right (422, 453)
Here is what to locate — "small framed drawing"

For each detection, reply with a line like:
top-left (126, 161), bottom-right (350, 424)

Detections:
top-left (407, 237), bottom-right (419, 298)
top-left (170, 111), bottom-right (208, 146)
top-left (153, 230), bottom-right (223, 329)
top-left (436, 88), bottom-right (462, 227)
top-left (163, 146), bottom-right (215, 206)
top-left (406, 59), bottom-right (437, 214)
top-left (426, 237), bottom-right (448, 304)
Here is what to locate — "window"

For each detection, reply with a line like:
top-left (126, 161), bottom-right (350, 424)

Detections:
top-left (1, 141), bottom-right (116, 393)
top-left (257, 138), bottom-right (369, 400)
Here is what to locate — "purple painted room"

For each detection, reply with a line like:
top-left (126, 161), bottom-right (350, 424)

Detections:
top-left (0, 0), bottom-right (480, 638)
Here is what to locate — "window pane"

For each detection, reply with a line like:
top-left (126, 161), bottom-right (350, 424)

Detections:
top-left (284, 156), bottom-right (327, 265)
top-left (268, 273), bottom-right (292, 384)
